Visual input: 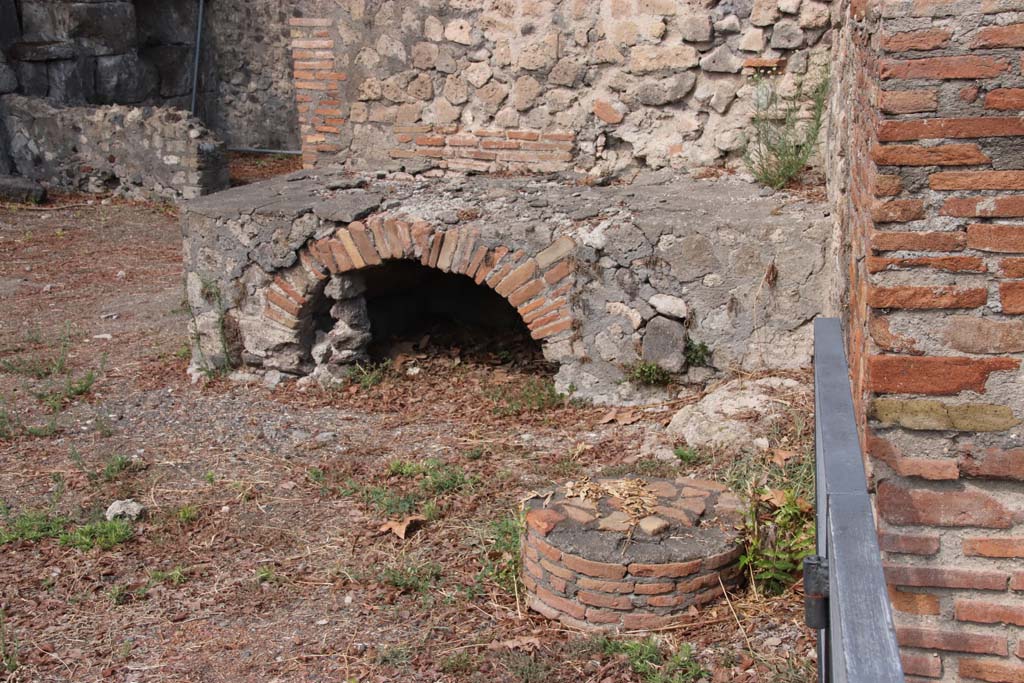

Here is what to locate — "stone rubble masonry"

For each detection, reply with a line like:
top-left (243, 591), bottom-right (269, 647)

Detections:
top-left (828, 0), bottom-right (1024, 676)
top-left (0, 94), bottom-right (228, 200)
top-left (520, 477), bottom-right (744, 632)
top-left (286, 1), bottom-right (834, 174)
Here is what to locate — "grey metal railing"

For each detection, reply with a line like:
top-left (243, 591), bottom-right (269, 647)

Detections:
top-left (805, 318), bottom-right (903, 683)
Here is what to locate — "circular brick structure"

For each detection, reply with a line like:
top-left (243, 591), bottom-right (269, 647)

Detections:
top-left (521, 477), bottom-right (745, 632)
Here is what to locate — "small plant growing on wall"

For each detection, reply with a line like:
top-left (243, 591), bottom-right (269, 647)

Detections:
top-left (627, 362), bottom-right (672, 386)
top-left (743, 71), bottom-right (829, 190)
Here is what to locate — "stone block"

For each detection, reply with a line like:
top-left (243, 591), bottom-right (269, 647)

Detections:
top-left (14, 60), bottom-right (48, 97)
top-left (0, 175), bottom-right (46, 203)
top-left (0, 62), bottom-right (17, 95)
top-left (770, 19), bottom-right (805, 49)
top-left (679, 12), bottom-right (713, 42)
top-left (65, 1), bottom-right (138, 56)
top-left (47, 58), bottom-right (93, 104)
top-left (141, 45), bottom-right (194, 99)
top-left (633, 73), bottom-right (696, 106)
top-left (0, 0), bottom-right (18, 50)
top-left (642, 315), bottom-right (687, 372)
top-left (95, 53), bottom-right (158, 104)
top-left (700, 45), bottom-right (744, 73)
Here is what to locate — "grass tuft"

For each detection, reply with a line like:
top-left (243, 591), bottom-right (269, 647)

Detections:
top-left (744, 73), bottom-right (829, 190)
top-left (59, 519), bottom-right (134, 551)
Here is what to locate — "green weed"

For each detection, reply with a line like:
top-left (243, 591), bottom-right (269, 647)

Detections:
top-left (94, 412), bottom-right (115, 437)
top-left (386, 460), bottom-right (424, 478)
top-left (308, 467), bottom-right (326, 484)
top-left (377, 646), bottom-right (411, 666)
top-left (627, 362), bottom-right (672, 386)
top-left (421, 499), bottom-right (441, 521)
top-left (1, 609), bottom-right (19, 673)
top-left (598, 637), bottom-right (708, 683)
top-left (439, 652), bottom-right (474, 674)
top-left (23, 417), bottom-right (58, 438)
top-left (347, 481), bottom-right (419, 517)
top-left (477, 513), bottom-right (523, 593)
top-left (176, 505), bottom-right (199, 525)
top-left (0, 510), bottom-right (68, 544)
top-left (504, 651), bottom-right (551, 683)
top-left (0, 331), bottom-right (70, 379)
top-left (739, 488), bottom-right (815, 596)
top-left (683, 339), bottom-right (712, 367)
top-left (744, 73), bottom-right (829, 190)
top-left (464, 446), bottom-right (486, 460)
top-left (347, 361), bottom-right (391, 390)
top-left (59, 519), bottom-right (134, 551)
top-left (255, 565), bottom-right (278, 584)
top-left (488, 377), bottom-right (565, 416)
top-left (0, 402), bottom-right (12, 441)
top-left (102, 454), bottom-right (131, 482)
top-left (674, 446), bottom-right (701, 465)
top-left (420, 458), bottom-right (472, 496)
top-left (149, 565), bottom-right (189, 587)
top-left (382, 561), bottom-right (441, 593)
top-left (108, 584), bottom-right (131, 606)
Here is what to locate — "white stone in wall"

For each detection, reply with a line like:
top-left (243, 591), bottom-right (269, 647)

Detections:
top-left (738, 27), bottom-right (766, 52)
top-left (648, 294), bottom-right (688, 320)
top-left (424, 16), bottom-right (444, 42)
top-left (799, 1), bottom-right (831, 28)
top-left (464, 61), bottom-right (492, 88)
top-left (444, 19), bottom-right (475, 46)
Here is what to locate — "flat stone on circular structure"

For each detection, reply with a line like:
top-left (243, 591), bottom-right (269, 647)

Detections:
top-left (521, 476), bottom-right (744, 632)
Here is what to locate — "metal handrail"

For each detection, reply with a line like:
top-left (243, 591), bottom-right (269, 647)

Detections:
top-left (806, 318), bottom-right (903, 683)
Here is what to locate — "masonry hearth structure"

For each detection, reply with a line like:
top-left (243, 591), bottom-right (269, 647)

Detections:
top-left (183, 170), bottom-right (833, 403)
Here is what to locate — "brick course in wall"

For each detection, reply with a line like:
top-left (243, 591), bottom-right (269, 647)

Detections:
top-left (831, 0), bottom-right (1024, 679)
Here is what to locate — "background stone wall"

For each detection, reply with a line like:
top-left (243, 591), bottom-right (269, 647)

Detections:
top-left (290, 0), bottom-right (834, 173)
top-left (829, 0), bottom-right (1024, 679)
top-left (0, 0), bottom-right (299, 150)
top-left (1, 94), bottom-right (228, 199)
top-left (201, 0), bottom-right (299, 150)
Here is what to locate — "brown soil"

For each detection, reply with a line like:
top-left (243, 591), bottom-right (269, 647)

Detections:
top-left (0, 198), bottom-right (815, 683)
top-left (228, 152), bottom-right (303, 186)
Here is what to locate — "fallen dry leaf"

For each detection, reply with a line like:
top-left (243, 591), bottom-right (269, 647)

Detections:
top-left (598, 409), bottom-right (642, 426)
top-left (770, 449), bottom-right (798, 467)
top-left (761, 489), bottom-right (788, 508)
top-left (378, 514), bottom-right (426, 539)
top-left (487, 636), bottom-right (541, 652)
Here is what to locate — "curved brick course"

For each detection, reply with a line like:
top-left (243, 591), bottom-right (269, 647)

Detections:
top-left (261, 215), bottom-right (575, 344)
top-left (521, 477), bottom-right (744, 632)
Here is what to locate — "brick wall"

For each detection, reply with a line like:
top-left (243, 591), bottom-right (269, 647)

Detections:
top-left (832, 0), bottom-right (1024, 679)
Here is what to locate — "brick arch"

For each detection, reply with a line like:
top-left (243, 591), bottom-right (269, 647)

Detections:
top-left (259, 214), bottom-right (576, 354)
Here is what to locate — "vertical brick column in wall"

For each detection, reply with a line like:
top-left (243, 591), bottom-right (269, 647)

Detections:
top-left (833, 0), bottom-right (1024, 679)
top-left (288, 17), bottom-right (346, 168)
